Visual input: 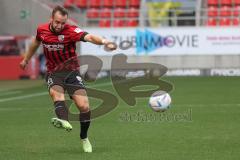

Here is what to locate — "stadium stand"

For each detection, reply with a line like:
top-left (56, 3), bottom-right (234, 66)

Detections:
top-left (100, 8), bottom-right (111, 18)
top-left (126, 19), bottom-right (139, 26)
top-left (127, 7), bottom-right (139, 17)
top-left (206, 0), bottom-right (240, 26)
top-left (219, 17), bottom-right (231, 25)
top-left (208, 0), bottom-right (218, 6)
top-left (115, 0), bottom-right (128, 8)
top-left (86, 8), bottom-right (100, 18)
top-left (28, 0), bottom-right (240, 27)
top-left (89, 0), bottom-right (101, 8)
top-left (232, 17), bottom-right (240, 25)
top-left (207, 17), bottom-right (217, 25)
top-left (75, 0), bottom-right (87, 8)
top-left (63, 0), bottom-right (74, 8)
top-left (102, 0), bottom-right (114, 8)
top-left (208, 6), bottom-right (218, 17)
top-left (113, 19), bottom-right (125, 27)
top-left (129, 0), bottom-right (140, 8)
top-left (99, 19), bottom-right (111, 27)
top-left (61, 0), bottom-right (140, 27)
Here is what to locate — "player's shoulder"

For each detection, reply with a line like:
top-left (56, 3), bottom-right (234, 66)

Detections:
top-left (65, 24), bottom-right (84, 34)
top-left (37, 23), bottom-right (50, 32)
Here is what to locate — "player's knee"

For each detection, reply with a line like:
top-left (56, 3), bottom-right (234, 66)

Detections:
top-left (50, 90), bottom-right (65, 101)
top-left (77, 101), bottom-right (89, 112)
top-left (52, 94), bottom-right (65, 101)
top-left (80, 102), bottom-right (89, 110)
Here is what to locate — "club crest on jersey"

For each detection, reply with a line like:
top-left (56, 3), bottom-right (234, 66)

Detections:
top-left (58, 35), bottom-right (64, 42)
top-left (74, 28), bottom-right (82, 33)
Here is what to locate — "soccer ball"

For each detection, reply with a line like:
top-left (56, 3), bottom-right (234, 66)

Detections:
top-left (149, 91), bottom-right (172, 112)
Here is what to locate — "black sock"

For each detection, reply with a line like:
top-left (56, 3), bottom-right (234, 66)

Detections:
top-left (80, 111), bottom-right (91, 139)
top-left (54, 101), bottom-right (69, 121)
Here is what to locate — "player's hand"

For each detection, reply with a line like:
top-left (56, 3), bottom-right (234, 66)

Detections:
top-left (103, 40), bottom-right (117, 51)
top-left (19, 59), bottom-right (28, 70)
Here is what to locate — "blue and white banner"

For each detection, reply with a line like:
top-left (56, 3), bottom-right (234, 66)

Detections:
top-left (81, 27), bottom-right (240, 56)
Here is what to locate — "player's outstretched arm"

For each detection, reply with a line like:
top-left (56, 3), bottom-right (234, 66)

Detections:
top-left (20, 38), bottom-right (41, 70)
top-left (84, 34), bottom-right (117, 51)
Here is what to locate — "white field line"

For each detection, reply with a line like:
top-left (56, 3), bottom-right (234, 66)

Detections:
top-left (0, 81), bottom-right (113, 103)
top-left (0, 89), bottom-right (9, 92)
top-left (0, 104), bottom-right (240, 112)
top-left (0, 91), bottom-right (22, 96)
top-left (0, 107), bottom-right (52, 111)
top-left (0, 92), bottom-right (48, 103)
top-left (1, 80), bottom-right (239, 107)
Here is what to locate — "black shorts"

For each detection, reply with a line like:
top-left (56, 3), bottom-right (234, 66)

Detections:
top-left (45, 70), bottom-right (86, 96)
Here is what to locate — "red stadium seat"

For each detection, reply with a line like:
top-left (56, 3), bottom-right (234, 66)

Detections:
top-left (208, 6), bottom-right (218, 17)
top-left (207, 18), bottom-right (217, 26)
top-left (86, 8), bottom-right (99, 18)
top-left (113, 19), bottom-right (125, 27)
top-left (126, 19), bottom-right (138, 27)
top-left (219, 18), bottom-right (231, 25)
top-left (234, 0), bottom-right (240, 5)
top-left (220, 0), bottom-right (232, 5)
top-left (115, 0), bottom-right (127, 8)
top-left (129, 0), bottom-right (140, 8)
top-left (220, 6), bottom-right (232, 16)
top-left (64, 0), bottom-right (74, 8)
top-left (100, 8), bottom-right (111, 18)
top-left (89, 0), bottom-right (101, 8)
top-left (114, 8), bottom-right (125, 18)
top-left (233, 5), bottom-right (240, 16)
top-left (103, 0), bottom-right (113, 8)
top-left (99, 19), bottom-right (111, 27)
top-left (127, 8), bottom-right (139, 17)
top-left (208, 0), bottom-right (218, 6)
top-left (75, 0), bottom-right (87, 8)
top-left (232, 18), bottom-right (240, 25)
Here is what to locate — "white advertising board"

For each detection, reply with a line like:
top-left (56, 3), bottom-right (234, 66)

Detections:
top-left (81, 27), bottom-right (240, 56)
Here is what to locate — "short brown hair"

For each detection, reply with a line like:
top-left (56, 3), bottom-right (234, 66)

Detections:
top-left (52, 5), bottom-right (68, 17)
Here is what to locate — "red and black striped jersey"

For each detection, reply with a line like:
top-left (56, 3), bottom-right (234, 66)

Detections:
top-left (36, 23), bottom-right (88, 73)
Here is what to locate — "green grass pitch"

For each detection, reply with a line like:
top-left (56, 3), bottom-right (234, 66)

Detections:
top-left (0, 76), bottom-right (240, 160)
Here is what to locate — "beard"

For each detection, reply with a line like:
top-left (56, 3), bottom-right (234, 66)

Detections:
top-left (50, 23), bottom-right (62, 33)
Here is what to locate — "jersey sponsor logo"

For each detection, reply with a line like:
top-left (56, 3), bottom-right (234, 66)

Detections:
top-left (74, 28), bottom-right (82, 33)
top-left (58, 35), bottom-right (64, 42)
top-left (43, 43), bottom-right (64, 51)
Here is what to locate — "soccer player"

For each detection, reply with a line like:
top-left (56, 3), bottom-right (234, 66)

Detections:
top-left (20, 5), bottom-right (116, 153)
